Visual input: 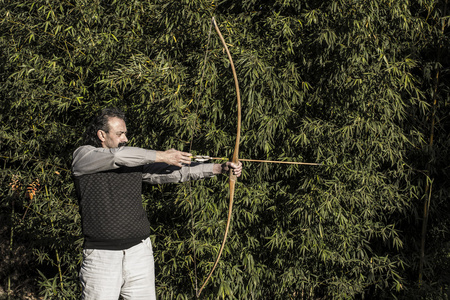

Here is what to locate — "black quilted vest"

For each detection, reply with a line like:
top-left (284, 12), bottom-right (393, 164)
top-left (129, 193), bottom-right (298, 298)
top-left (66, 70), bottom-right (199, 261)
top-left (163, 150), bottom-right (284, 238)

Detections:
top-left (74, 166), bottom-right (150, 250)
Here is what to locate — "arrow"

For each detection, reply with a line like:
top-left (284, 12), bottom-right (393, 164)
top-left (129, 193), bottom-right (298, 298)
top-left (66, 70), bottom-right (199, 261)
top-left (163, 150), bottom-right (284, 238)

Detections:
top-left (191, 155), bottom-right (322, 166)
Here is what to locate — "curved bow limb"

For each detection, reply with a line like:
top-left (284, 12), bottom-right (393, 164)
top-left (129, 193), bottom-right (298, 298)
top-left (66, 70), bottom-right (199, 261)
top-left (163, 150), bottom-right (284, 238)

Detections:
top-left (196, 16), bottom-right (241, 298)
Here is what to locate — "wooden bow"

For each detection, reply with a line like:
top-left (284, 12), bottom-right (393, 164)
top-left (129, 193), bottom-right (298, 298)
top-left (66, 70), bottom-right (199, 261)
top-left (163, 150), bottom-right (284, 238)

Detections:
top-left (196, 17), bottom-right (241, 297)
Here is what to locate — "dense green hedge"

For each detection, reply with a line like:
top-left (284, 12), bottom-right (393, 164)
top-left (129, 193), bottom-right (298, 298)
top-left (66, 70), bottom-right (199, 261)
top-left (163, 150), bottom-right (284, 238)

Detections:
top-left (1, 0), bottom-right (449, 299)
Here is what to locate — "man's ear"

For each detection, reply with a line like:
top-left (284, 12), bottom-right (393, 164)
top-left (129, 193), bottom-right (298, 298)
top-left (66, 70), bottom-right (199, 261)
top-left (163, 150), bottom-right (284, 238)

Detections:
top-left (97, 130), bottom-right (106, 142)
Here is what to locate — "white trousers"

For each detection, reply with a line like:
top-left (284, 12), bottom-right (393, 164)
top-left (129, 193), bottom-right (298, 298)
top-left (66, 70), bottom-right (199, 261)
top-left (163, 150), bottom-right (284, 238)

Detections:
top-left (80, 238), bottom-right (156, 300)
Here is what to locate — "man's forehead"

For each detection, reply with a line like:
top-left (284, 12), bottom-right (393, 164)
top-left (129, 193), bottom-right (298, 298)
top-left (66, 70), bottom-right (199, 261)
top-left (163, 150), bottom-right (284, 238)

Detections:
top-left (108, 117), bottom-right (127, 130)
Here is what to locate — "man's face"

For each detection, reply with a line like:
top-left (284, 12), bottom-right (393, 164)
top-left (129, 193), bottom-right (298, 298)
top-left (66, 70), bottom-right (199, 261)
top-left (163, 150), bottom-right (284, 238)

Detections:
top-left (98, 117), bottom-right (128, 148)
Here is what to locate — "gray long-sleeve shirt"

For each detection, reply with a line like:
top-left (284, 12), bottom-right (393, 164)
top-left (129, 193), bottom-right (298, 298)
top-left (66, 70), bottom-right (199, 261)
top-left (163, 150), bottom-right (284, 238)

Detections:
top-left (72, 145), bottom-right (215, 181)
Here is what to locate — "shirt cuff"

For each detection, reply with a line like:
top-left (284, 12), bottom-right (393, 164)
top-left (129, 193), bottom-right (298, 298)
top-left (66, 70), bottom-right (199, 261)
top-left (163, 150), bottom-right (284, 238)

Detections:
top-left (202, 163), bottom-right (215, 177)
top-left (144, 149), bottom-right (157, 164)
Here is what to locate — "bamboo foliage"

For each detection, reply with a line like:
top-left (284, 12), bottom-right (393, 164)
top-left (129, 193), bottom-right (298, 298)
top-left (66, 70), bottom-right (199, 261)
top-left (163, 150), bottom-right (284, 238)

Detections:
top-left (1, 0), bottom-right (449, 299)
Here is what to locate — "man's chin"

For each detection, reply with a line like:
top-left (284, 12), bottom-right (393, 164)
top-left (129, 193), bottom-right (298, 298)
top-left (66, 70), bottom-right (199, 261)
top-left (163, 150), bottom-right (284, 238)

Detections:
top-left (118, 143), bottom-right (127, 147)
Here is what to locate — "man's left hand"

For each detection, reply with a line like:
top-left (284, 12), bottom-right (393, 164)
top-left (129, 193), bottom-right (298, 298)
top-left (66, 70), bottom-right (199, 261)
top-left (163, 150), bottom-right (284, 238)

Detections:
top-left (221, 161), bottom-right (243, 177)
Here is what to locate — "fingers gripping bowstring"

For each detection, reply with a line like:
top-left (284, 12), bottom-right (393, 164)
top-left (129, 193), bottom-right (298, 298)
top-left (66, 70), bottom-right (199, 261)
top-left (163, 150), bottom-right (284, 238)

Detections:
top-left (188, 20), bottom-right (214, 296)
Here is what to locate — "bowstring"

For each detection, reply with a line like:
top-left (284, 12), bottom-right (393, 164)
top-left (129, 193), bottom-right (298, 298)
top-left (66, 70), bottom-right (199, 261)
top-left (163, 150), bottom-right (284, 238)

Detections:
top-left (188, 20), bottom-right (213, 296)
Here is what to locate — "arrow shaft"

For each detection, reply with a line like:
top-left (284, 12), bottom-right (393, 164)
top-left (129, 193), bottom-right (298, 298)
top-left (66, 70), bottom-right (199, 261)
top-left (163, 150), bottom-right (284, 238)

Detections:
top-left (239, 158), bottom-right (321, 166)
top-left (191, 156), bottom-right (321, 166)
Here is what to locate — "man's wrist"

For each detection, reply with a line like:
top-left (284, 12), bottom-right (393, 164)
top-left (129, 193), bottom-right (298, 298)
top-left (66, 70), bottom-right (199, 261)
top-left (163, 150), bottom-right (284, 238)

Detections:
top-left (213, 163), bottom-right (228, 175)
top-left (155, 150), bottom-right (164, 163)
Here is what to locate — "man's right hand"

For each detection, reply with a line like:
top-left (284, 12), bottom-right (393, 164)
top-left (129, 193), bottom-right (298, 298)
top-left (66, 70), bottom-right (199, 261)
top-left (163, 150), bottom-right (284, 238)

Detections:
top-left (156, 148), bottom-right (192, 167)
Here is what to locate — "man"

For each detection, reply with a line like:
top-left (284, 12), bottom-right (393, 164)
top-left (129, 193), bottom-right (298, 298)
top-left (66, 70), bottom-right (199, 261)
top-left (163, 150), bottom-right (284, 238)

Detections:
top-left (72, 108), bottom-right (242, 299)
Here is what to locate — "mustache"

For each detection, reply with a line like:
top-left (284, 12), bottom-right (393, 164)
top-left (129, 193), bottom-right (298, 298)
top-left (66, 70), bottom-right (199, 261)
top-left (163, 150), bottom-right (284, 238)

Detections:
top-left (119, 142), bottom-right (128, 147)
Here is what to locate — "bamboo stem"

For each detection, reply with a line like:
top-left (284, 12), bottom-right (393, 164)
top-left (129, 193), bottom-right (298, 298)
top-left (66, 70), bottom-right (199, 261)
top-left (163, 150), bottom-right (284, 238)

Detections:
top-left (8, 200), bottom-right (14, 300)
top-left (418, 0), bottom-right (447, 284)
top-left (45, 185), bottom-right (64, 292)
